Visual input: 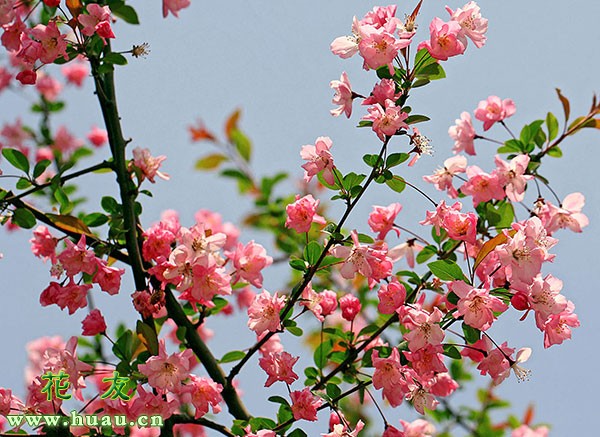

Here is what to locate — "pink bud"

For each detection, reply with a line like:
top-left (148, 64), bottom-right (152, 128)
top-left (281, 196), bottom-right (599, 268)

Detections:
top-left (340, 294), bottom-right (361, 321)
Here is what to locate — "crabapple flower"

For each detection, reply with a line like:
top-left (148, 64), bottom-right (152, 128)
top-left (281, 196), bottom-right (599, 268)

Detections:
top-left (339, 293), bottom-right (361, 321)
top-left (35, 74), bottom-right (62, 101)
top-left (418, 17), bottom-right (466, 61)
top-left (460, 165), bottom-right (505, 206)
top-left (247, 290), bottom-right (286, 335)
top-left (420, 200), bottom-right (462, 235)
top-left (511, 425), bottom-right (550, 437)
top-left (474, 95), bottom-right (516, 131)
top-left (449, 111), bottom-right (477, 155)
top-left (330, 71), bottom-right (354, 118)
top-left (285, 194), bottom-right (326, 233)
top-left (30, 225), bottom-right (57, 262)
top-left (330, 17), bottom-right (360, 59)
top-left (384, 419), bottom-right (436, 437)
top-left (407, 127), bottom-right (433, 166)
top-left (29, 22), bottom-right (68, 64)
top-left (300, 136), bottom-right (336, 185)
top-left (363, 99), bottom-right (408, 140)
top-left (163, 0), bottom-right (191, 18)
top-left (442, 209), bottom-right (478, 244)
top-left (228, 240), bottom-right (273, 288)
top-left (388, 239), bottom-right (423, 269)
top-left (87, 125), bottom-right (108, 147)
top-left (450, 281), bottom-right (508, 330)
top-left (368, 202), bottom-right (402, 240)
top-left (244, 426), bottom-right (276, 437)
top-left (62, 61), bottom-right (89, 87)
top-left (132, 147), bottom-right (170, 183)
top-left (542, 301), bottom-right (579, 348)
top-left (53, 125), bottom-right (84, 156)
top-left (377, 279), bottom-right (406, 314)
top-left (331, 230), bottom-right (391, 285)
top-left (78, 4), bottom-right (115, 40)
top-left (363, 78), bottom-right (402, 107)
top-left (423, 155), bottom-right (467, 198)
top-left (446, 1), bottom-right (488, 48)
top-left (138, 340), bottom-right (194, 394)
top-left (510, 347), bottom-right (532, 382)
top-left (545, 192), bottom-right (589, 234)
top-left (258, 351), bottom-right (299, 387)
top-left (358, 22), bottom-right (410, 75)
top-left (494, 154), bottom-right (533, 202)
top-left (81, 309), bottom-right (107, 336)
top-left (57, 235), bottom-right (97, 277)
top-left (322, 420), bottom-right (364, 437)
top-left (180, 375), bottom-right (223, 419)
top-left (290, 388), bottom-right (322, 421)
top-left (402, 307), bottom-right (445, 351)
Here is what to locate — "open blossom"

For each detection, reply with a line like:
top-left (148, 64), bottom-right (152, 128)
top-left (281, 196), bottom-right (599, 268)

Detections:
top-left (81, 309), bottom-right (107, 336)
top-left (474, 96), bottom-right (516, 131)
top-left (542, 300), bottom-right (579, 348)
top-left (446, 1), bottom-right (488, 48)
top-left (330, 71), bottom-right (353, 118)
top-left (40, 280), bottom-right (90, 314)
top-left (388, 239), bottom-right (423, 269)
top-left (285, 194), bottom-right (326, 233)
top-left (57, 235), bottom-right (97, 277)
top-left (449, 111), bottom-right (477, 155)
top-left (132, 147), bottom-right (170, 183)
top-left (247, 290), bottom-right (286, 335)
top-left (290, 388), bottom-right (322, 421)
top-left (78, 4), bottom-right (115, 40)
top-left (476, 339), bottom-right (514, 385)
top-left (442, 209), bottom-right (478, 244)
top-left (377, 279), bottom-right (406, 314)
top-left (62, 61), bottom-right (89, 87)
top-left (300, 136), bottom-right (336, 185)
top-left (138, 340), bottom-right (194, 394)
top-left (423, 155), bottom-right (467, 198)
top-left (512, 425), bottom-right (550, 437)
top-left (323, 421), bottom-right (364, 437)
top-left (330, 17), bottom-right (361, 59)
top-left (460, 165), bottom-right (505, 206)
top-left (450, 281), bottom-right (508, 330)
top-left (358, 23), bottom-right (410, 75)
top-left (363, 78), bottom-right (402, 107)
top-left (180, 375), bottom-right (223, 419)
top-left (544, 192), bottom-right (589, 234)
top-left (418, 17), bottom-right (466, 61)
top-left (163, 0), bottom-right (191, 18)
top-left (258, 351), bottom-right (299, 387)
top-left (402, 307), bottom-right (445, 351)
top-left (384, 419), bottom-right (436, 437)
top-left (35, 73), bottom-right (62, 101)
top-left (30, 225), bottom-right (57, 262)
top-left (421, 200), bottom-right (462, 235)
top-left (494, 154), bottom-right (532, 202)
top-left (53, 125), bottom-right (84, 155)
top-left (331, 230), bottom-right (391, 285)
top-left (372, 348), bottom-right (411, 407)
top-left (29, 22), bottom-right (68, 64)
top-left (228, 240), bottom-right (272, 288)
top-left (368, 202), bottom-right (402, 240)
top-left (363, 99), bottom-right (408, 140)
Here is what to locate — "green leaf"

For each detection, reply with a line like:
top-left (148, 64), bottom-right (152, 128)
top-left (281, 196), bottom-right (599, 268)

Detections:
top-left (230, 129), bottom-right (252, 162)
top-left (112, 4), bottom-right (140, 24)
top-left (363, 153), bottom-right (384, 168)
top-left (304, 241), bottom-right (322, 265)
top-left (415, 245), bottom-right (437, 264)
top-left (405, 114), bottom-right (430, 125)
top-left (12, 208), bottom-right (36, 228)
top-left (2, 148), bottom-right (30, 173)
top-left (462, 323), bottom-right (481, 344)
top-left (286, 326), bottom-right (303, 336)
top-left (219, 350), bottom-right (246, 364)
top-left (386, 176), bottom-right (406, 193)
top-left (53, 187), bottom-right (72, 214)
top-left (268, 396), bottom-right (290, 406)
top-left (443, 344), bottom-right (462, 360)
top-left (446, 291), bottom-right (459, 305)
top-left (314, 340), bottom-right (333, 369)
top-left (101, 196), bottom-right (120, 214)
top-left (289, 259), bottom-right (308, 272)
top-left (546, 112), bottom-right (559, 141)
top-left (97, 63), bottom-right (114, 74)
top-left (16, 177), bottom-right (32, 190)
top-left (104, 52), bottom-right (128, 65)
top-left (547, 146), bottom-right (563, 158)
top-left (33, 159), bottom-right (52, 179)
top-left (357, 120), bottom-right (373, 128)
top-left (385, 152), bottom-right (410, 168)
top-left (288, 429), bottom-right (308, 437)
top-left (195, 153), bottom-right (228, 170)
top-left (82, 212), bottom-right (109, 227)
top-left (427, 260), bottom-right (467, 281)
top-left (326, 383), bottom-right (342, 399)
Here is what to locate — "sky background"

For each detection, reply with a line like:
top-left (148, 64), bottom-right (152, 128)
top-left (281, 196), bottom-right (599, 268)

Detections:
top-left (1, 1), bottom-right (600, 435)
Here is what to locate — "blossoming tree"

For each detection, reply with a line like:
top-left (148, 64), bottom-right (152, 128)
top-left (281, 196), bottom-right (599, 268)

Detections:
top-left (0, 1), bottom-right (598, 436)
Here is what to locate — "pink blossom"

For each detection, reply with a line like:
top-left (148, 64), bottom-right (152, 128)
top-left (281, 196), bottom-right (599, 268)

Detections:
top-left (87, 125), bottom-right (108, 147)
top-left (322, 420), bottom-right (364, 437)
top-left (339, 293), bottom-right (361, 321)
top-left (363, 78), bottom-right (402, 107)
top-left (180, 375), bottom-right (223, 419)
top-left (331, 230), bottom-right (391, 285)
top-left (400, 419), bottom-right (436, 437)
top-left (545, 192), bottom-right (589, 234)
top-left (16, 36), bottom-right (42, 67)
top-left (78, 4), bottom-right (115, 40)
top-left (319, 289), bottom-right (338, 317)
top-left (132, 290), bottom-right (164, 319)
top-left (429, 372), bottom-right (459, 397)
top-left (449, 111), bottom-right (477, 155)
top-left (543, 301), bottom-right (579, 348)
top-left (358, 23), bottom-right (410, 74)
top-left (446, 1), bottom-right (488, 48)
top-left (143, 222), bottom-right (177, 262)
top-left (138, 340), bottom-right (194, 394)
top-left (363, 99), bottom-right (408, 140)
top-left (423, 155), bottom-right (467, 198)
top-left (330, 71), bottom-right (353, 118)
top-left (402, 307), bottom-right (445, 351)
top-left (368, 202), bottom-right (402, 239)
top-left (290, 388), bottom-right (322, 421)
top-left (53, 125), bottom-right (84, 156)
top-left (81, 309), bottom-right (107, 336)
top-left (132, 147), bottom-right (170, 183)
top-left (29, 22), bottom-right (68, 64)
top-left (57, 235), bottom-right (97, 277)
top-left (247, 290), bottom-right (286, 335)
top-left (285, 194), bottom-right (326, 233)
top-left (330, 17), bottom-right (360, 59)
top-left (377, 278), bottom-right (406, 314)
top-left (406, 382), bottom-right (439, 414)
top-left (25, 336), bottom-right (65, 383)
top-left (300, 136), bottom-right (336, 185)
top-left (450, 281), bottom-right (508, 330)
top-left (40, 280), bottom-right (91, 314)
top-left (62, 61), bottom-right (89, 87)
top-left (15, 69), bottom-right (36, 85)
top-left (388, 239), bottom-right (423, 269)
top-left (258, 332), bottom-right (284, 356)
top-left (163, 0), bottom-right (191, 18)
top-left (93, 261), bottom-right (124, 295)
top-left (35, 74), bottom-right (62, 101)
top-left (418, 17), bottom-right (466, 61)
top-left (497, 226), bottom-right (546, 287)
top-left (372, 348), bottom-right (411, 407)
top-left (359, 5), bottom-right (398, 28)
top-left (526, 274), bottom-right (567, 330)
top-left (1, 18), bottom-right (25, 52)
top-left (404, 344), bottom-right (447, 378)
top-left (258, 351), bottom-right (299, 387)
top-left (474, 96), bottom-right (516, 131)
top-left (476, 338), bottom-right (513, 384)
top-left (228, 240), bottom-right (273, 288)
top-left (460, 165), bottom-right (505, 206)
top-left (0, 67), bottom-right (12, 93)
top-left (511, 424), bottom-right (550, 437)
top-left (494, 154), bottom-right (533, 202)
top-left (420, 200), bottom-right (462, 235)
top-left (0, 0), bottom-right (15, 26)
top-left (442, 209), bottom-right (478, 244)
top-left (30, 225), bottom-right (57, 262)
top-left (244, 426), bottom-right (276, 437)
